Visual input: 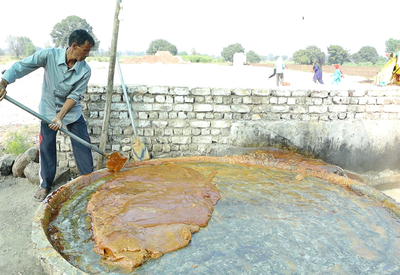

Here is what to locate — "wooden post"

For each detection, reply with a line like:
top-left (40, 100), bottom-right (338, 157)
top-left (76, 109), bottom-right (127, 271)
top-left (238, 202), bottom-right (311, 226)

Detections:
top-left (96, 0), bottom-right (121, 170)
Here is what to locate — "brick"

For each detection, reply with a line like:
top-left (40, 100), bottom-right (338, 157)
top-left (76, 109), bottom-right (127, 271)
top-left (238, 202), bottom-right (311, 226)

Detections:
top-left (287, 98), bottom-right (296, 105)
top-left (171, 87), bottom-right (190, 95)
top-left (328, 105), bottom-right (348, 112)
top-left (171, 136), bottom-right (191, 144)
top-left (214, 105), bottom-right (231, 112)
top-left (143, 96), bottom-right (155, 103)
top-left (272, 90), bottom-right (291, 97)
top-left (178, 112), bottom-right (187, 119)
top-left (211, 120), bottom-right (232, 128)
top-left (153, 104), bottom-right (173, 111)
top-left (309, 106), bottom-right (327, 113)
top-left (192, 136), bottom-right (212, 143)
top-left (152, 121), bottom-right (168, 128)
top-left (173, 104), bottom-right (193, 112)
top-left (149, 86), bottom-right (169, 94)
top-left (313, 98), bottom-right (323, 105)
top-left (131, 103), bottom-right (153, 111)
top-left (232, 98), bottom-right (242, 104)
top-left (365, 105), bottom-right (382, 113)
top-left (292, 90), bottom-right (309, 97)
top-left (271, 105), bottom-right (290, 113)
top-left (383, 105), bottom-right (400, 113)
top-left (330, 90), bottom-right (348, 97)
top-left (350, 89), bottom-right (367, 97)
top-left (191, 88), bottom-right (211, 95)
top-left (278, 97), bottom-right (287, 104)
top-left (311, 91), bottom-right (328, 98)
top-left (155, 95), bottom-right (166, 103)
top-left (231, 105), bottom-right (251, 113)
top-left (232, 88), bottom-right (251, 96)
top-left (252, 89), bottom-right (271, 96)
top-left (170, 120), bottom-right (188, 127)
top-left (290, 106), bottom-right (307, 114)
top-left (212, 88), bottom-right (231, 96)
top-left (194, 104), bottom-right (213, 112)
top-left (190, 121), bottom-right (211, 128)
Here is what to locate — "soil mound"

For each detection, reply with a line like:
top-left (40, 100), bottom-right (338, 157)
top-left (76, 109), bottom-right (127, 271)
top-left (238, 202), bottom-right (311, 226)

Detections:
top-left (122, 51), bottom-right (185, 65)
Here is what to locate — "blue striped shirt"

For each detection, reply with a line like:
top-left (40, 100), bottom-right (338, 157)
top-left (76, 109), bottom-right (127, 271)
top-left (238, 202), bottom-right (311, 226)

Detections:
top-left (3, 48), bottom-right (91, 125)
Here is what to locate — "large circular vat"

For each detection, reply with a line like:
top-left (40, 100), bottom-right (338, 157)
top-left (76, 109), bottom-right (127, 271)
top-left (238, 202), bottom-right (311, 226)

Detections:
top-left (33, 151), bottom-right (400, 274)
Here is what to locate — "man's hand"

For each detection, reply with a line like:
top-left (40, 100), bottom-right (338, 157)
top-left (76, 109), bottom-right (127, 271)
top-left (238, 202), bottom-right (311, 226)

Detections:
top-left (49, 116), bottom-right (62, 131)
top-left (0, 78), bottom-right (8, 101)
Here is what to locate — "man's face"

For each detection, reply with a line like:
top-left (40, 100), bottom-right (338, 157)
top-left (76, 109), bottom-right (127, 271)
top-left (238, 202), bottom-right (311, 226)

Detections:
top-left (72, 41), bottom-right (93, 61)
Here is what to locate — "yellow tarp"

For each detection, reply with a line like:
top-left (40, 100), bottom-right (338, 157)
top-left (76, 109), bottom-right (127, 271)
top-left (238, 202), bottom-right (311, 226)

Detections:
top-left (373, 56), bottom-right (397, 86)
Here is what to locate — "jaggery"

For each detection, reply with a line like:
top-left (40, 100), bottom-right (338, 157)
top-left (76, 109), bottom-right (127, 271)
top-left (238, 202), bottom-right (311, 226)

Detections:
top-left (87, 164), bottom-right (220, 272)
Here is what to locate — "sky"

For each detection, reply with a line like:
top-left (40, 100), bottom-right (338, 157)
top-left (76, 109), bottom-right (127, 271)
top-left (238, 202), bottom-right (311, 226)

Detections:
top-left (0, 0), bottom-right (396, 57)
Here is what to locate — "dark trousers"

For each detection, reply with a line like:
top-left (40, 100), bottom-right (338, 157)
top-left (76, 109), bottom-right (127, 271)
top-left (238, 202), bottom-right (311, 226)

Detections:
top-left (276, 73), bottom-right (284, 86)
top-left (39, 115), bottom-right (94, 190)
top-left (269, 68), bottom-right (276, 78)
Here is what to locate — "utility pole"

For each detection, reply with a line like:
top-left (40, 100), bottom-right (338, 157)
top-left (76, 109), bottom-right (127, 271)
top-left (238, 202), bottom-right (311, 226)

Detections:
top-left (96, 0), bottom-right (122, 170)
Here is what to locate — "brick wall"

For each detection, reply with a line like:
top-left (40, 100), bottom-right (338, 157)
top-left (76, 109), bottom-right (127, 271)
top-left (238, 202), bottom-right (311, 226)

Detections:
top-left (56, 85), bottom-right (400, 173)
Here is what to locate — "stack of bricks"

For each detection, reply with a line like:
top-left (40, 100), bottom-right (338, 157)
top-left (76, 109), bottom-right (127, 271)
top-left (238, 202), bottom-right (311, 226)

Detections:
top-left (56, 85), bottom-right (400, 169)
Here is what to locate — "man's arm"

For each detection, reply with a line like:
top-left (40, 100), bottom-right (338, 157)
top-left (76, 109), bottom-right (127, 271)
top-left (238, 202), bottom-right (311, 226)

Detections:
top-left (49, 98), bottom-right (76, 131)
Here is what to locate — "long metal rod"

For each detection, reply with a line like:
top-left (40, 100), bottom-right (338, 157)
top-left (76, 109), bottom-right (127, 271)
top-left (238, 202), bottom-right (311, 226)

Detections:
top-left (116, 57), bottom-right (138, 138)
top-left (4, 95), bottom-right (106, 157)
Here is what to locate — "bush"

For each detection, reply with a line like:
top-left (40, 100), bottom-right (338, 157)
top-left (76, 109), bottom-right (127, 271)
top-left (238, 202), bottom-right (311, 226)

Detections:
top-left (2, 130), bottom-right (33, 155)
top-left (181, 55), bottom-right (214, 63)
top-left (213, 57), bottom-right (225, 63)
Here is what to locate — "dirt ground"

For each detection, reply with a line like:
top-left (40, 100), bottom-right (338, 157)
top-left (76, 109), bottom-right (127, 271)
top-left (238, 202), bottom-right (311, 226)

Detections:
top-left (253, 63), bottom-right (381, 79)
top-left (0, 61), bottom-right (397, 274)
top-left (0, 176), bottom-right (47, 274)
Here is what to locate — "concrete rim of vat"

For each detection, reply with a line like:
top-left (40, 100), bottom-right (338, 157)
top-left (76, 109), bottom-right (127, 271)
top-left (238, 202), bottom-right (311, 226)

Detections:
top-left (32, 155), bottom-right (400, 274)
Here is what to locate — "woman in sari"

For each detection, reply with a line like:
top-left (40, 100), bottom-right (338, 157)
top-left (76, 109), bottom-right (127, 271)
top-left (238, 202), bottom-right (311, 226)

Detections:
top-left (312, 61), bottom-right (324, 84)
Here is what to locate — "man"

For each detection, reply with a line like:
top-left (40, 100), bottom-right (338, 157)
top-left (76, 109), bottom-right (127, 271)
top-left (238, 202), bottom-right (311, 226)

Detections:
top-left (0, 29), bottom-right (95, 201)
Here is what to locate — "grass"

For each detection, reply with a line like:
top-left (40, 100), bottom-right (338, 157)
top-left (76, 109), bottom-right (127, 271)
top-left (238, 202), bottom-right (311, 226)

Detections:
top-left (0, 55), bottom-right (19, 65)
top-left (1, 129), bottom-right (34, 156)
top-left (0, 125), bottom-right (38, 156)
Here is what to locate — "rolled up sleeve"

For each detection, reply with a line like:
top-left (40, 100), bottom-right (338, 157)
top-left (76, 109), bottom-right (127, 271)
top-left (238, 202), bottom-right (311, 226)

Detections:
top-left (3, 51), bottom-right (47, 84)
top-left (67, 70), bottom-right (91, 102)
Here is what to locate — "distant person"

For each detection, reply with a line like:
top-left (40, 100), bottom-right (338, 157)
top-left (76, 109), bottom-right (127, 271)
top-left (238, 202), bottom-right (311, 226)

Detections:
top-left (0, 29), bottom-right (95, 202)
top-left (331, 64), bottom-right (343, 85)
top-left (269, 56), bottom-right (288, 86)
top-left (312, 56), bottom-right (324, 84)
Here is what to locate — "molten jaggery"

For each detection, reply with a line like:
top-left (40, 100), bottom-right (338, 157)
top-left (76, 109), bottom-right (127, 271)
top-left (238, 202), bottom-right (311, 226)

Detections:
top-left (86, 164), bottom-right (220, 271)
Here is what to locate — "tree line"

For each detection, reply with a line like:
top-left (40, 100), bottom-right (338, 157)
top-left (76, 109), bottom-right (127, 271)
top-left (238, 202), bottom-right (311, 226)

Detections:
top-left (2, 15), bottom-right (399, 66)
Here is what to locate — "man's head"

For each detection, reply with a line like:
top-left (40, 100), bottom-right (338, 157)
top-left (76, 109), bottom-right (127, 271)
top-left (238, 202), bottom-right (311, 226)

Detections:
top-left (68, 29), bottom-right (95, 62)
top-left (68, 29), bottom-right (95, 47)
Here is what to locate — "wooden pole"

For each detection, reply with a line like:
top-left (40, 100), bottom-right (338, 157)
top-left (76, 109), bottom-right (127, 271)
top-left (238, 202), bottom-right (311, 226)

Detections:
top-left (96, 0), bottom-right (121, 170)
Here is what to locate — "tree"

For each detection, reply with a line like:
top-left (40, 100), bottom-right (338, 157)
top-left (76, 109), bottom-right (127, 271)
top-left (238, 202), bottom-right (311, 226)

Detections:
top-left (293, 46), bottom-right (325, 65)
top-left (50, 15), bottom-right (100, 50)
top-left (146, 39), bottom-right (177, 55)
top-left (352, 46), bottom-right (379, 64)
top-left (0, 48), bottom-right (4, 56)
top-left (25, 42), bottom-right (36, 56)
top-left (246, 50), bottom-right (261, 63)
top-left (305, 45), bottom-right (325, 65)
top-left (293, 49), bottom-right (310, 64)
top-left (327, 45), bottom-right (350, 65)
top-left (221, 43), bottom-right (244, 62)
top-left (385, 38), bottom-right (400, 53)
top-left (191, 48), bottom-right (198, 55)
top-left (6, 35), bottom-right (33, 58)
top-left (178, 51), bottom-right (188, 56)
